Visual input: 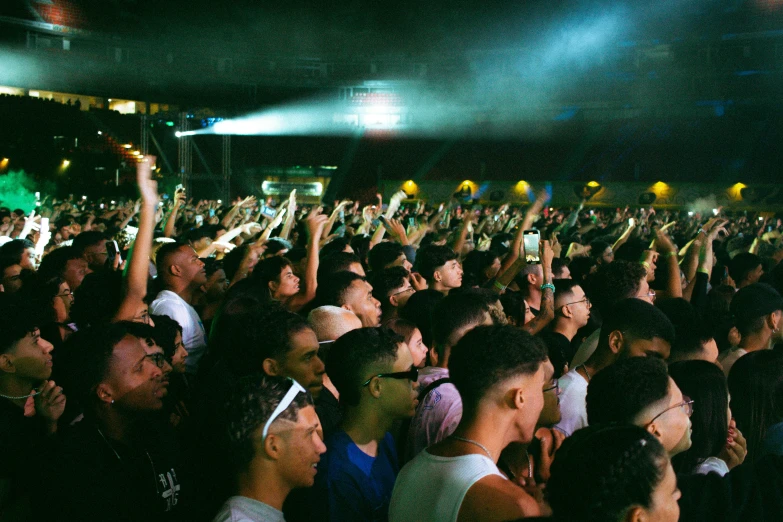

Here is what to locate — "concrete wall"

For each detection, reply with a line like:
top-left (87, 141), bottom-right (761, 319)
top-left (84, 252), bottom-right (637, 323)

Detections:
top-left (380, 180), bottom-right (783, 210)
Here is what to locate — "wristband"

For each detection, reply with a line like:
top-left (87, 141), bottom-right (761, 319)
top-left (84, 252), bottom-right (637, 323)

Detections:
top-left (664, 251), bottom-right (677, 259)
top-left (640, 261), bottom-right (651, 271)
top-left (493, 280), bottom-right (507, 292)
top-left (540, 283), bottom-right (555, 293)
top-left (697, 229), bottom-right (706, 236)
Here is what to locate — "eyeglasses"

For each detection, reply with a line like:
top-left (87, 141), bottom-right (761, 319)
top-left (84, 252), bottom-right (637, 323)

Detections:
top-left (644, 396), bottom-right (694, 427)
top-left (262, 378), bottom-right (307, 441)
top-left (390, 286), bottom-right (415, 297)
top-left (145, 352), bottom-right (167, 369)
top-left (563, 296), bottom-right (590, 307)
top-left (543, 379), bottom-right (559, 394)
top-left (362, 367), bottom-right (419, 387)
top-left (638, 290), bottom-right (656, 301)
top-left (56, 290), bottom-right (74, 299)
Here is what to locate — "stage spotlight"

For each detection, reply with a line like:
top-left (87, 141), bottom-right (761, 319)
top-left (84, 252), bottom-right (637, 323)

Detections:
top-left (175, 131), bottom-right (182, 138)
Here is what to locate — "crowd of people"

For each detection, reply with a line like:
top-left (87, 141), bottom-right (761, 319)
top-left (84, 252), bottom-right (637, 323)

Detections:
top-left (4, 155), bottom-right (783, 521)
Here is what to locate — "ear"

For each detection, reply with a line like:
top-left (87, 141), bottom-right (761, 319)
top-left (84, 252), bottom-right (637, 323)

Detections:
top-left (268, 280), bottom-right (279, 294)
top-left (96, 383), bottom-right (114, 405)
top-left (170, 264), bottom-right (183, 277)
top-left (510, 386), bottom-right (525, 410)
top-left (263, 358), bottom-right (282, 376)
top-left (624, 506), bottom-right (646, 522)
top-left (560, 304), bottom-right (573, 319)
top-left (608, 330), bottom-right (625, 354)
top-left (526, 273), bottom-right (537, 286)
top-left (768, 311), bottom-right (781, 332)
top-left (433, 269), bottom-right (442, 283)
top-left (388, 295), bottom-right (399, 308)
top-left (429, 344), bottom-right (439, 367)
top-left (367, 375), bottom-right (383, 400)
top-left (262, 432), bottom-right (285, 461)
top-left (340, 304), bottom-right (354, 314)
top-left (0, 353), bottom-right (16, 374)
top-left (645, 420), bottom-right (664, 444)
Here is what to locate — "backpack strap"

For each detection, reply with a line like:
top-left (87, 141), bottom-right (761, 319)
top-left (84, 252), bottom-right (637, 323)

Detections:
top-left (419, 377), bottom-right (452, 401)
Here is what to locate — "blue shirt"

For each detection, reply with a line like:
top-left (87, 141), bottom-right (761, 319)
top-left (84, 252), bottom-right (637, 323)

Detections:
top-left (320, 431), bottom-right (399, 522)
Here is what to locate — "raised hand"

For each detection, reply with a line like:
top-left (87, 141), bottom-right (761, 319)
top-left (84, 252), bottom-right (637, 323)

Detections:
top-left (34, 380), bottom-right (66, 423)
top-left (137, 155), bottom-right (159, 205)
top-left (305, 206), bottom-right (329, 242)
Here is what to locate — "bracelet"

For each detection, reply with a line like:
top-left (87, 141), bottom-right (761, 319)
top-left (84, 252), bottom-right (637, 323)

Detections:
top-left (664, 251), bottom-right (677, 258)
top-left (493, 280), bottom-right (507, 292)
top-left (540, 283), bottom-right (555, 293)
top-left (640, 261), bottom-right (651, 271)
top-left (697, 229), bottom-right (706, 236)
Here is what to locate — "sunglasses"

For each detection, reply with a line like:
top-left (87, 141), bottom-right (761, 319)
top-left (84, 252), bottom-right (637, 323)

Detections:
top-left (262, 378), bottom-right (307, 441)
top-left (362, 367), bottom-right (419, 387)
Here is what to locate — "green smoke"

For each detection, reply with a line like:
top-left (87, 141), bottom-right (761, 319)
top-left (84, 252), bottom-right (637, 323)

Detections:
top-left (0, 170), bottom-right (39, 212)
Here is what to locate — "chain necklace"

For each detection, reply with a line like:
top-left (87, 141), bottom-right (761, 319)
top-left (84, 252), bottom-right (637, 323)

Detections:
top-left (579, 364), bottom-right (592, 382)
top-left (451, 435), bottom-right (494, 460)
top-left (0, 389), bottom-right (40, 400)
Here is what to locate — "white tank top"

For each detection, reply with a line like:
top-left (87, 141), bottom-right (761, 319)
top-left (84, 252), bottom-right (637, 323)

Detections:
top-left (388, 450), bottom-right (504, 522)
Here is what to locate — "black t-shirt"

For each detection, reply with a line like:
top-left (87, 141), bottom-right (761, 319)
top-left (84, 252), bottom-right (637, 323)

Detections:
top-left (38, 418), bottom-right (189, 522)
top-left (0, 397), bottom-right (54, 519)
top-left (315, 387), bottom-right (341, 441)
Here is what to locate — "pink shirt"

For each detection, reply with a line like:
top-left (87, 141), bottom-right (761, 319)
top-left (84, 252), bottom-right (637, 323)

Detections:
top-left (404, 366), bottom-right (463, 463)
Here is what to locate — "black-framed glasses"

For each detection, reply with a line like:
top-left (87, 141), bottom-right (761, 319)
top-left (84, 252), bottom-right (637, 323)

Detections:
top-left (362, 367), bottom-right (419, 387)
top-left (645, 396), bottom-right (694, 427)
top-left (563, 296), bottom-right (590, 307)
top-left (544, 380), bottom-right (559, 394)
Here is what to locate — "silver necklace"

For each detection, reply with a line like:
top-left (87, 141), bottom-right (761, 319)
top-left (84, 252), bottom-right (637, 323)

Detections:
top-left (451, 434), bottom-right (493, 460)
top-left (0, 390), bottom-right (40, 400)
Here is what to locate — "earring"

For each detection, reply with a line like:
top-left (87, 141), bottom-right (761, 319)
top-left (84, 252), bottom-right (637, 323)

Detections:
top-left (111, 399), bottom-right (115, 404)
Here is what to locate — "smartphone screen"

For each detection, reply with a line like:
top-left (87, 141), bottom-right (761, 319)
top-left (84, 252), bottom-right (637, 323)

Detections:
top-left (261, 205), bottom-right (276, 219)
top-left (523, 229), bottom-right (541, 264)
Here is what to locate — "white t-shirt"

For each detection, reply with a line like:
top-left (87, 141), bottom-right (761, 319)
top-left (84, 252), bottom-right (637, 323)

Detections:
top-left (151, 290), bottom-right (206, 374)
top-left (554, 368), bottom-right (589, 436)
top-left (212, 496), bottom-right (285, 522)
top-left (718, 347), bottom-right (747, 377)
top-left (389, 451), bottom-right (504, 522)
top-left (694, 457), bottom-right (730, 477)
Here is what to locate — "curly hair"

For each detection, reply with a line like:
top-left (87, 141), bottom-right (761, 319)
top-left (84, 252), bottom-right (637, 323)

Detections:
top-left (547, 424), bottom-right (668, 522)
top-left (588, 260), bottom-right (647, 316)
top-left (224, 374), bottom-right (313, 472)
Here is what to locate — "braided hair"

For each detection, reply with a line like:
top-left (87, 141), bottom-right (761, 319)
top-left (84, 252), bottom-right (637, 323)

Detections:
top-left (547, 424), bottom-right (669, 522)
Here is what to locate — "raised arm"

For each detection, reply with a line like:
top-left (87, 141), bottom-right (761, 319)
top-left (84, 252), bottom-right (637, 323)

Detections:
top-left (114, 156), bottom-right (158, 322)
top-left (279, 190), bottom-right (297, 241)
top-left (163, 187), bottom-right (186, 238)
top-left (286, 207), bottom-right (328, 312)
